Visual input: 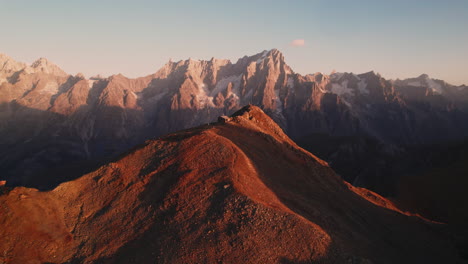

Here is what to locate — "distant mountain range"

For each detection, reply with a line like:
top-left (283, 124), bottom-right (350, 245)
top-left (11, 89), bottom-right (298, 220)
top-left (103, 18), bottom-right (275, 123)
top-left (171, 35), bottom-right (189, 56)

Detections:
top-left (1, 49), bottom-right (468, 195)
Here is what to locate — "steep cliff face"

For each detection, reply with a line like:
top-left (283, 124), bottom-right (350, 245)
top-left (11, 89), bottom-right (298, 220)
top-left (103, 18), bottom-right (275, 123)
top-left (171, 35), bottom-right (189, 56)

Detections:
top-left (0, 106), bottom-right (462, 263)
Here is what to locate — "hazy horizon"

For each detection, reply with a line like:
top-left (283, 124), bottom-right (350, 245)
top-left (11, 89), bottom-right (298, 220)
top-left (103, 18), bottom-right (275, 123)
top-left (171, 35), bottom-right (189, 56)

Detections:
top-left (1, 0), bottom-right (467, 85)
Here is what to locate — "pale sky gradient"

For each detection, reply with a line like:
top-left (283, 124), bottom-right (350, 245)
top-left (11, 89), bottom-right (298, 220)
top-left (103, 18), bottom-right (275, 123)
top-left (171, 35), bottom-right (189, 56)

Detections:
top-left (1, 0), bottom-right (467, 84)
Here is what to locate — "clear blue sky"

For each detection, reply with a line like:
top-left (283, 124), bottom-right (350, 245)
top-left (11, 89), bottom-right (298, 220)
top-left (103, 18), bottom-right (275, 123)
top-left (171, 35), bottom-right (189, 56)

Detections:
top-left (1, 0), bottom-right (467, 84)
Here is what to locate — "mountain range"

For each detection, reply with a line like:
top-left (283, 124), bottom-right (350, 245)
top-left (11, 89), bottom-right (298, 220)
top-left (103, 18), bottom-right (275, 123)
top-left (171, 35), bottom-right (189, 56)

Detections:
top-left (1, 49), bottom-right (468, 194)
top-left (1, 46), bottom-right (468, 261)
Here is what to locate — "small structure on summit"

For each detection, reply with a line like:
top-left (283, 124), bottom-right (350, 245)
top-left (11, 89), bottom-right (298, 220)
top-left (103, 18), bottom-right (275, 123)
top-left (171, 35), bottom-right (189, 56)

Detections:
top-left (218, 115), bottom-right (231, 124)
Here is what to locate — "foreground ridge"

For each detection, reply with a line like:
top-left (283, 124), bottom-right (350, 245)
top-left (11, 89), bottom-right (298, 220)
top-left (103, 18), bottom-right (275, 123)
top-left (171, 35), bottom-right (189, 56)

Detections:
top-left (0, 105), bottom-right (462, 263)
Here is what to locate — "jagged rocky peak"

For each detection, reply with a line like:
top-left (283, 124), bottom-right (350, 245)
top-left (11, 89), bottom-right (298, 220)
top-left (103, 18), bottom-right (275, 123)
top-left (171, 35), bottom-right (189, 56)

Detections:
top-left (267, 48), bottom-right (284, 59)
top-left (254, 49), bottom-right (285, 66)
top-left (394, 73), bottom-right (447, 94)
top-left (418, 73), bottom-right (430, 79)
top-left (162, 47), bottom-right (296, 111)
top-left (329, 71), bottom-right (384, 89)
top-left (255, 49), bottom-right (294, 77)
top-left (306, 72), bottom-right (329, 83)
top-left (89, 74), bottom-right (105, 80)
top-left (0, 53), bottom-right (10, 61)
top-left (154, 49), bottom-right (292, 88)
top-left (0, 53), bottom-right (27, 73)
top-left (109, 73), bottom-right (127, 80)
top-left (176, 56), bottom-right (232, 70)
top-left (30, 57), bottom-right (68, 77)
top-left (30, 57), bottom-right (49, 67)
top-left (154, 60), bottom-right (177, 79)
top-left (155, 56), bottom-right (232, 84)
top-left (234, 49), bottom-right (284, 68)
top-left (75, 72), bottom-right (86, 79)
top-left (0, 53), bottom-right (15, 63)
top-left (359, 70), bottom-right (380, 79)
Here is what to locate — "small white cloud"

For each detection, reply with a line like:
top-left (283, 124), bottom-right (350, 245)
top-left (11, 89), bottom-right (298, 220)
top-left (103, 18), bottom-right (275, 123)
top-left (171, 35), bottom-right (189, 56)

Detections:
top-left (290, 39), bottom-right (306, 47)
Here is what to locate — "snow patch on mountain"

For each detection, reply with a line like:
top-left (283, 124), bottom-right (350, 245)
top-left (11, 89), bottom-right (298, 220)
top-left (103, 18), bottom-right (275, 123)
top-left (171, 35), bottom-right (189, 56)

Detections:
top-left (211, 74), bottom-right (243, 97)
top-left (228, 80), bottom-right (243, 102)
top-left (87, 79), bottom-right (96, 88)
top-left (130, 91), bottom-right (138, 99)
top-left (426, 78), bottom-right (443, 94)
top-left (274, 89), bottom-right (283, 113)
top-left (144, 91), bottom-right (167, 103)
top-left (331, 80), bottom-right (353, 96)
top-left (287, 76), bottom-right (294, 89)
top-left (41, 81), bottom-right (59, 95)
top-left (197, 83), bottom-right (215, 107)
top-left (341, 98), bottom-right (352, 108)
top-left (399, 75), bottom-right (445, 94)
top-left (408, 81), bottom-right (422, 87)
top-left (357, 79), bottom-right (369, 95)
